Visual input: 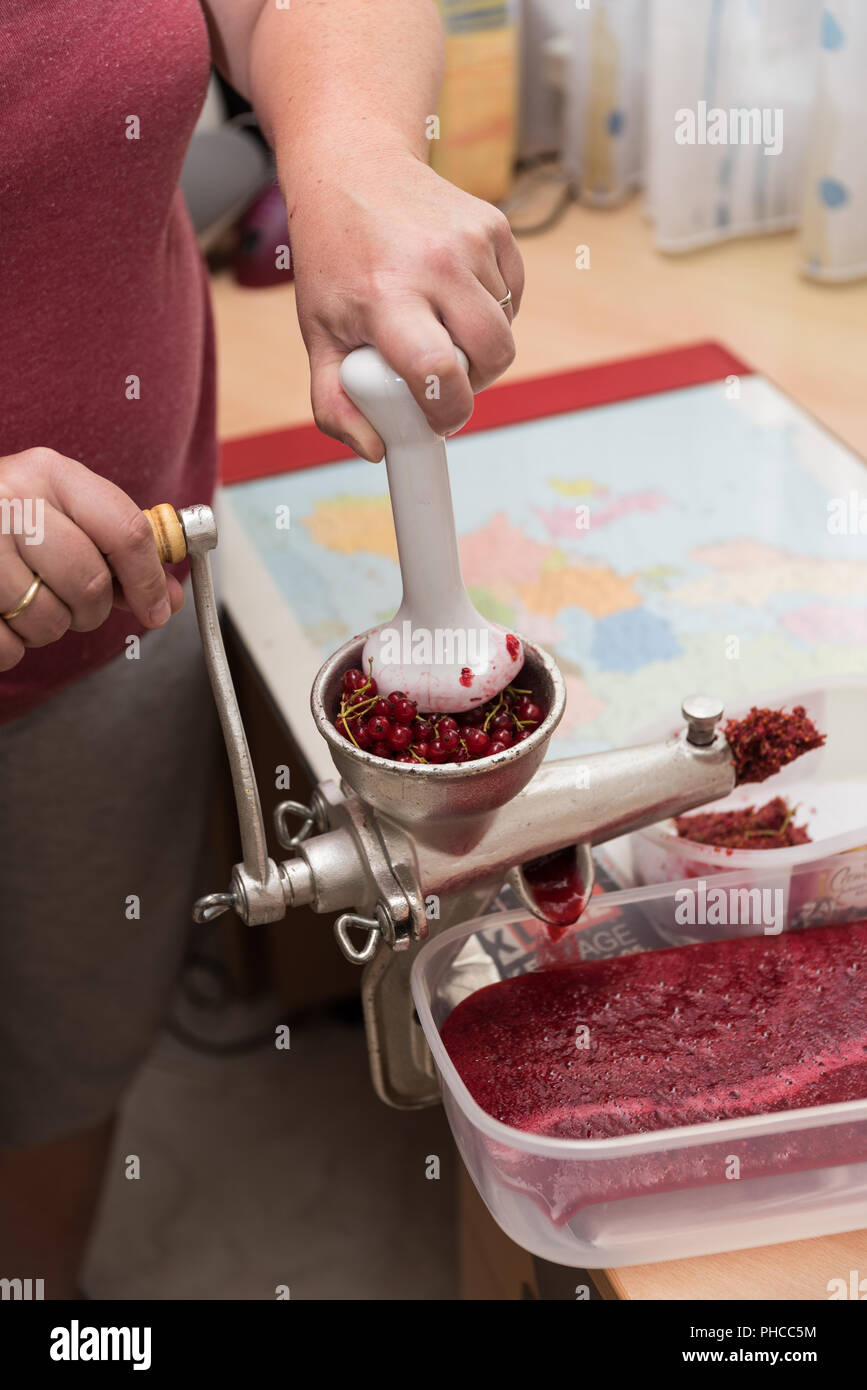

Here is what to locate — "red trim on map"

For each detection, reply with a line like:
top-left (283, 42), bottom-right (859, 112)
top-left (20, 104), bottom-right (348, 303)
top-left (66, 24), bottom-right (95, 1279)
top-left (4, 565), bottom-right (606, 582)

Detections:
top-left (220, 341), bottom-right (752, 486)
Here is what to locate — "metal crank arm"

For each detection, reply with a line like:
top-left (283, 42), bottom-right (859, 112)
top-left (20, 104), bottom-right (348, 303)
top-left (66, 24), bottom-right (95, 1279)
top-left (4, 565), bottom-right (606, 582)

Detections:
top-left (144, 503), bottom-right (285, 925)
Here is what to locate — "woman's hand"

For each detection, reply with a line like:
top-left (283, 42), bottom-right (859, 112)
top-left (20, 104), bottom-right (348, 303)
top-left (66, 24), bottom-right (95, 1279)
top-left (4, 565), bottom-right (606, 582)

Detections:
top-left (288, 150), bottom-right (524, 461)
top-left (0, 448), bottom-right (183, 671)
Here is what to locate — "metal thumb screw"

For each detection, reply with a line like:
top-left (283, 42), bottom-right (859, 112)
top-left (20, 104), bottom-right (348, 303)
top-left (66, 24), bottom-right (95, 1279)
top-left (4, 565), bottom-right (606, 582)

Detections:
top-left (682, 694), bottom-right (724, 746)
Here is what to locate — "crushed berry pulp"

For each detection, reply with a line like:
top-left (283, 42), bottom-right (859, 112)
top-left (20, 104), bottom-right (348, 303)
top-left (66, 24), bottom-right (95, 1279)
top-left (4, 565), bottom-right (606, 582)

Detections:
top-left (725, 705), bottom-right (825, 784)
top-left (675, 796), bottom-right (811, 851)
top-left (332, 664), bottom-right (548, 764)
top-left (441, 921), bottom-right (867, 1142)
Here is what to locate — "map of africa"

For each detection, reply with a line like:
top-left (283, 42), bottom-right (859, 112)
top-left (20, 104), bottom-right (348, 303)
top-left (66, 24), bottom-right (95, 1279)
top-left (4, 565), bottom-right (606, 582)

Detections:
top-left (225, 375), bottom-right (867, 760)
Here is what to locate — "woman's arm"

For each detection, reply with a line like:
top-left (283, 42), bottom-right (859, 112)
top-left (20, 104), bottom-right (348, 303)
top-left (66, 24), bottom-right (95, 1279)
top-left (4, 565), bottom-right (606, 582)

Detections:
top-left (202, 0), bottom-right (523, 459)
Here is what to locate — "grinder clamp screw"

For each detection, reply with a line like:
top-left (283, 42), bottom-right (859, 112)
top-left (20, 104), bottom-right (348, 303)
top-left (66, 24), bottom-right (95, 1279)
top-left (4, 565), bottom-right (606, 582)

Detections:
top-left (334, 911), bottom-right (382, 965)
top-left (192, 891), bottom-right (237, 924)
top-left (334, 900), bottom-right (406, 964)
top-left (274, 799), bottom-right (321, 852)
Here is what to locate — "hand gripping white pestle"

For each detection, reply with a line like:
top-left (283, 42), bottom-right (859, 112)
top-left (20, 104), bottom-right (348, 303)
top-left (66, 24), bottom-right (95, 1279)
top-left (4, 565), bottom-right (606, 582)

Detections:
top-left (338, 345), bottom-right (523, 713)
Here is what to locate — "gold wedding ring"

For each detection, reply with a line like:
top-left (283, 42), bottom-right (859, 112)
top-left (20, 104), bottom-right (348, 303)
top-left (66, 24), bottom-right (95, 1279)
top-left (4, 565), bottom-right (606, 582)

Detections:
top-left (497, 288), bottom-right (512, 311)
top-left (2, 574), bottom-right (43, 621)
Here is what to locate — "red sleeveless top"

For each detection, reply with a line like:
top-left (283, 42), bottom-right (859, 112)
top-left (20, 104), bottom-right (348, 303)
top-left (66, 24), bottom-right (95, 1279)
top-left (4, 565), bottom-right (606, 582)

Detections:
top-left (0, 0), bottom-right (217, 721)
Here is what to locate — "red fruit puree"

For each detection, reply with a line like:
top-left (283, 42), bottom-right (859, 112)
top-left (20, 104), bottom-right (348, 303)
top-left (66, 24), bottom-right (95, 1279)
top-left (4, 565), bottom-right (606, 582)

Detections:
top-left (521, 848), bottom-right (588, 940)
top-left (443, 923), bottom-right (867, 1140)
top-left (675, 796), bottom-right (811, 851)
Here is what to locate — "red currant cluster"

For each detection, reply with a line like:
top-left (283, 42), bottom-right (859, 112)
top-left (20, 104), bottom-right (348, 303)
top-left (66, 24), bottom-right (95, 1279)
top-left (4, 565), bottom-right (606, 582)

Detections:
top-left (334, 666), bottom-right (546, 764)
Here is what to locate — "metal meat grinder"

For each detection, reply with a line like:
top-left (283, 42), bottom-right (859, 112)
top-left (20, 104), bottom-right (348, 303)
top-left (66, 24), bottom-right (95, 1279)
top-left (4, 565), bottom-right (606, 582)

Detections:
top-left (144, 347), bottom-right (737, 1110)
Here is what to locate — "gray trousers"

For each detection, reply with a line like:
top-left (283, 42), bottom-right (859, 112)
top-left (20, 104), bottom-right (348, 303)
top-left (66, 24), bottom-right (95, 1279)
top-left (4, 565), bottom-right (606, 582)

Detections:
top-left (0, 590), bottom-right (217, 1145)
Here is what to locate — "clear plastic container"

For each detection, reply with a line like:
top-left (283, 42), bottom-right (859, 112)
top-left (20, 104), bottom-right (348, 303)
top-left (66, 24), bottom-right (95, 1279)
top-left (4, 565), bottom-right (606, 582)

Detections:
top-left (410, 851), bottom-right (867, 1268)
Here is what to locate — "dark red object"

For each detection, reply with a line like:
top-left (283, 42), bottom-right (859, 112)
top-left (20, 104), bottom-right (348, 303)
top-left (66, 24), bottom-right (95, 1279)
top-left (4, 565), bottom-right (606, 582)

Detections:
top-left (390, 696), bottom-right (417, 722)
top-left (366, 713), bottom-right (391, 740)
top-left (521, 847), bottom-right (588, 940)
top-left (675, 796), bottom-right (811, 850)
top-left (442, 922), bottom-right (867, 1142)
top-left (332, 665), bottom-right (547, 764)
top-left (343, 669), bottom-right (368, 694)
top-left (726, 706), bottom-right (825, 784)
top-left (464, 728), bottom-right (491, 757)
top-left (234, 183), bottom-right (293, 289)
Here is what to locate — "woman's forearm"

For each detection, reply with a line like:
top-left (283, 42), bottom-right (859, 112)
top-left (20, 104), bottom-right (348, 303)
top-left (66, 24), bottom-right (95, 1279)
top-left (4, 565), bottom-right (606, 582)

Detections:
top-left (203, 0), bottom-right (522, 457)
top-left (209, 0), bottom-right (444, 185)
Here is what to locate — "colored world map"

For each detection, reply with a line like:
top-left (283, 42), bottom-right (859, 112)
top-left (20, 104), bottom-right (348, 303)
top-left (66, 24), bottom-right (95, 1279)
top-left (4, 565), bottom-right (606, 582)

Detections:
top-left (226, 376), bottom-right (867, 758)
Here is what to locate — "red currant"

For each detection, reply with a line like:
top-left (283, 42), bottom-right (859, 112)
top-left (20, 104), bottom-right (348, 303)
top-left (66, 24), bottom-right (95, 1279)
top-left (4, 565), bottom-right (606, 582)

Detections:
top-left (367, 713), bottom-right (392, 740)
top-left (332, 664), bottom-right (544, 765)
top-left (516, 700), bottom-right (542, 726)
top-left (390, 696), bottom-right (417, 722)
top-left (464, 728), bottom-right (491, 757)
top-left (351, 719), bottom-right (373, 749)
top-left (342, 668), bottom-right (368, 693)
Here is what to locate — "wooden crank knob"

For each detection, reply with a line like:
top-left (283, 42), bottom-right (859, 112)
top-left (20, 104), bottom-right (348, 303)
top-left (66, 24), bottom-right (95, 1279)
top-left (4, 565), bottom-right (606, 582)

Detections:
top-left (143, 503), bottom-right (187, 564)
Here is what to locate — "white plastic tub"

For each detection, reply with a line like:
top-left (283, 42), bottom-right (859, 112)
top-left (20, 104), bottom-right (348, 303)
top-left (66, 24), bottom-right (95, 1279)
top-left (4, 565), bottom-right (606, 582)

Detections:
top-left (411, 852), bottom-right (867, 1268)
top-left (629, 680), bottom-right (867, 894)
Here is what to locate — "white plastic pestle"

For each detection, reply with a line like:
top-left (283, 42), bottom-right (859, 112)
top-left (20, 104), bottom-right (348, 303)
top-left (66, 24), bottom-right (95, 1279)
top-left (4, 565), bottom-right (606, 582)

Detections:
top-left (339, 345), bottom-right (523, 713)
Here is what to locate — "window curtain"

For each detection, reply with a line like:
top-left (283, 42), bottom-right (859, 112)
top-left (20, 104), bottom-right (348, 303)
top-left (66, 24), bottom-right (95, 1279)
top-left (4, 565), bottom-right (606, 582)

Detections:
top-left (524, 0), bottom-right (866, 281)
